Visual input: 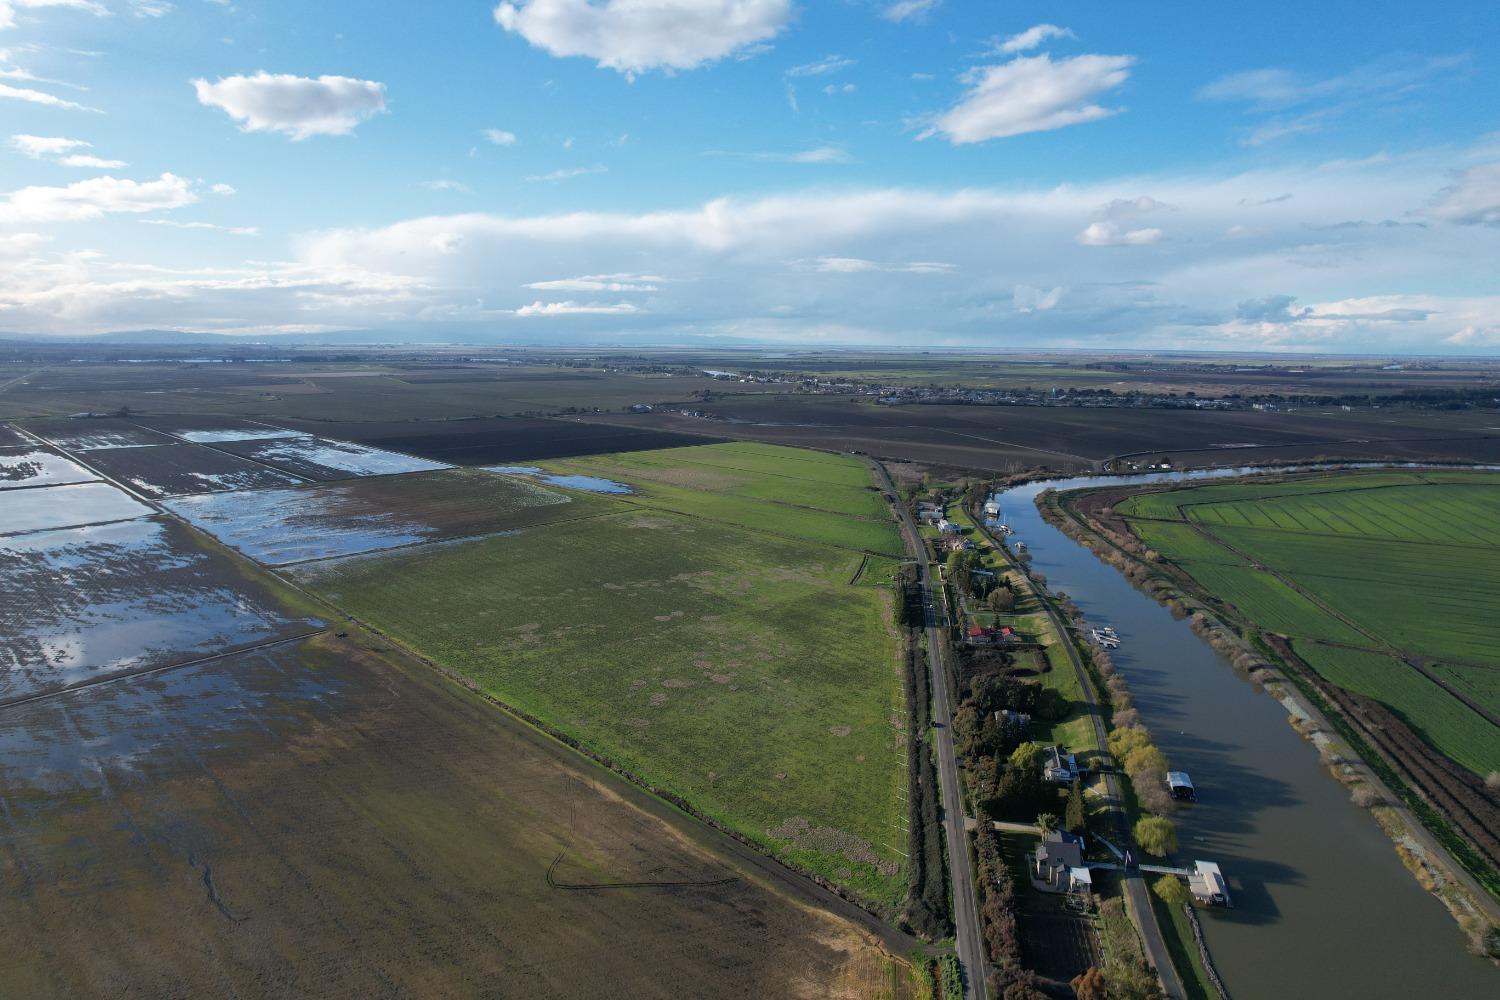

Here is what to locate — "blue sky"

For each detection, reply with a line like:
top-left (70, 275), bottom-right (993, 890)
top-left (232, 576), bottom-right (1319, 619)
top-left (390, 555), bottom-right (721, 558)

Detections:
top-left (1, 0), bottom-right (1498, 352)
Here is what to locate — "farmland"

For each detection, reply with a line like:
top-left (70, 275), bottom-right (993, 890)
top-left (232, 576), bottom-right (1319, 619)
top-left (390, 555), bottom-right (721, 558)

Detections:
top-left (1109, 469), bottom-right (1500, 775)
top-left (79, 443), bottom-right (305, 498)
top-left (0, 516), bottom-right (321, 703)
top-left (0, 414), bottom-right (915, 997)
top-left (166, 467), bottom-right (616, 565)
top-left (296, 443), bottom-right (911, 907)
top-left (0, 447), bottom-right (96, 489)
top-left (0, 631), bottom-right (913, 998)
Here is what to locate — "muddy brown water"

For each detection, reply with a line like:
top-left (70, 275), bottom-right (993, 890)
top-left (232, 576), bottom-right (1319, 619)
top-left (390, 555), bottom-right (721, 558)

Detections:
top-left (998, 469), bottom-right (1496, 998)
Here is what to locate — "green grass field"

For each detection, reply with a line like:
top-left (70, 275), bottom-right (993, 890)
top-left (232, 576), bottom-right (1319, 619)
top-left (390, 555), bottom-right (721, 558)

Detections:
top-left (540, 443), bottom-right (904, 556)
top-left (296, 443), bottom-right (910, 906)
top-left (1117, 470), bottom-right (1500, 776)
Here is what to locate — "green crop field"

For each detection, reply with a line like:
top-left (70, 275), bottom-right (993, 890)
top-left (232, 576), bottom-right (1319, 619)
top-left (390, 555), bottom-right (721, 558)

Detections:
top-left (1116, 469), bottom-right (1500, 776)
top-left (296, 443), bottom-right (910, 907)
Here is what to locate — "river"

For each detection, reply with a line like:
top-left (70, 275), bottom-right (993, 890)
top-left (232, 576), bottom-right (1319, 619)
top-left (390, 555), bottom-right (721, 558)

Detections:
top-left (996, 468), bottom-right (1496, 999)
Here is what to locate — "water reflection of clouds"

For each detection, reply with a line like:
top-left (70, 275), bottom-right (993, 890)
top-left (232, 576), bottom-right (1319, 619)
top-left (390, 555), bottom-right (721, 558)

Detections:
top-left (0, 519), bottom-right (314, 702)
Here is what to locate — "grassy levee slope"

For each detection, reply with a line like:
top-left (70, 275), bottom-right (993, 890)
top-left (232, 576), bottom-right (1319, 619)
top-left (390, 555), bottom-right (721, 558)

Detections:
top-left (1117, 470), bottom-right (1500, 776)
top-left (298, 443), bottom-right (909, 908)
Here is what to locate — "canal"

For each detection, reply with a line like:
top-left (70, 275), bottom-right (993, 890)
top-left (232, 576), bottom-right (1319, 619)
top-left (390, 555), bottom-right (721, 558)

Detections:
top-left (997, 469), bottom-right (1496, 999)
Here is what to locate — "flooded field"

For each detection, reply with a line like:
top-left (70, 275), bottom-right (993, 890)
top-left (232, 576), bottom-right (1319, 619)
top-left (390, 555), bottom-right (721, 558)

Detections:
top-left (21, 418), bottom-right (173, 451)
top-left (0, 517), bottom-right (319, 704)
top-left (134, 415), bottom-right (305, 443)
top-left (0, 448), bottom-right (97, 490)
top-left (488, 465), bottom-right (635, 493)
top-left (81, 443), bottom-right (306, 498)
top-left (0, 482), bottom-right (152, 535)
top-left (216, 434), bottom-right (452, 480)
top-left (0, 634), bottom-right (911, 999)
top-left (164, 467), bottom-right (606, 565)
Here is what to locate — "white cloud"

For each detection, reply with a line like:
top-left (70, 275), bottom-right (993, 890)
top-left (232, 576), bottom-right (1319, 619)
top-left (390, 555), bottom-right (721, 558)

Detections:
top-left (525, 273), bottom-right (661, 292)
top-left (1013, 284), bottom-right (1063, 312)
top-left (8, 152), bottom-right (1498, 351)
top-left (787, 54), bottom-right (854, 77)
top-left (994, 24), bottom-right (1076, 55)
top-left (0, 81), bottom-right (97, 111)
top-left (11, 134), bottom-right (126, 167)
top-left (514, 299), bottom-right (640, 316)
top-left (1076, 221), bottom-right (1162, 246)
top-left (422, 179), bottom-right (472, 193)
top-left (881, 0), bottom-right (940, 23)
top-left (1099, 195), bottom-right (1173, 220)
top-left (11, 134), bottom-right (86, 157)
top-left (0, 172), bottom-right (196, 224)
top-left (0, 0), bottom-right (108, 31)
top-left (210, 183), bottom-right (235, 195)
top-left (127, 0), bottom-right (171, 16)
top-left (525, 164), bottom-right (606, 182)
top-left (804, 256), bottom-right (954, 273)
top-left (193, 72), bottom-right (387, 139)
top-left (823, 82), bottom-right (855, 95)
top-left (139, 218), bottom-right (258, 235)
top-left (923, 53), bottom-right (1133, 144)
top-left (1425, 161), bottom-right (1500, 227)
top-left (492, 0), bottom-right (793, 75)
top-left (60, 153), bottom-right (126, 167)
top-left (483, 127), bottom-right (517, 146)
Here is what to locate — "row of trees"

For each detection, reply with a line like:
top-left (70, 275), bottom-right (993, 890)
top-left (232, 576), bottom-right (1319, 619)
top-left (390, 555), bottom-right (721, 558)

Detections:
top-left (973, 824), bottom-right (1047, 1000)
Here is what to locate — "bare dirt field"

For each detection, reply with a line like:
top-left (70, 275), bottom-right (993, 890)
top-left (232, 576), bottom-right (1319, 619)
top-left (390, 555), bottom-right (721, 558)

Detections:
top-left (587, 397), bottom-right (1500, 472)
top-left (21, 417), bottom-right (175, 452)
top-left (0, 633), bottom-right (914, 999)
top-left (275, 416), bottom-right (723, 465)
top-left (80, 443), bottom-right (306, 498)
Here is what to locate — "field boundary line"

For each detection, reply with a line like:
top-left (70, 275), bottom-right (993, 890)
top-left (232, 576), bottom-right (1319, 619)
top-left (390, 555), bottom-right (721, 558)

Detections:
top-left (0, 628), bottom-right (327, 714)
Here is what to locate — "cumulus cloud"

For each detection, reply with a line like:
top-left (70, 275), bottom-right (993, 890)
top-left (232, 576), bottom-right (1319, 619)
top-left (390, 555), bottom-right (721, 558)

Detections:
top-left (994, 24), bottom-right (1076, 55)
top-left (493, 0), bottom-right (793, 75)
top-left (8, 153), bottom-right (1498, 350)
top-left (0, 172), bottom-right (196, 224)
top-left (483, 127), bottom-right (517, 146)
top-left (514, 299), bottom-right (640, 316)
top-left (881, 0), bottom-right (940, 23)
top-left (1425, 161), bottom-right (1500, 227)
top-left (525, 273), bottom-right (661, 292)
top-left (923, 53), bottom-right (1133, 143)
top-left (1076, 221), bottom-right (1162, 246)
top-left (193, 72), bottom-right (387, 139)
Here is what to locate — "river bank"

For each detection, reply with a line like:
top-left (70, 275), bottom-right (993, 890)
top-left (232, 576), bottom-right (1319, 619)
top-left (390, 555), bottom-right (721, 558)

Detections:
top-left (992, 467), bottom-right (1497, 999)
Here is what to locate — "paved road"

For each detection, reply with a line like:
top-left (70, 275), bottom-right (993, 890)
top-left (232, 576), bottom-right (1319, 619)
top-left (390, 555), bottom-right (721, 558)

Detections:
top-left (973, 511), bottom-right (1186, 999)
top-left (870, 460), bottom-right (988, 1000)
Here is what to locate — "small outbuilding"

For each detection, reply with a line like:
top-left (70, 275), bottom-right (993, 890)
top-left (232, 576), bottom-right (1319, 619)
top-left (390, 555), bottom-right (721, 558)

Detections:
top-left (1167, 771), bottom-right (1197, 801)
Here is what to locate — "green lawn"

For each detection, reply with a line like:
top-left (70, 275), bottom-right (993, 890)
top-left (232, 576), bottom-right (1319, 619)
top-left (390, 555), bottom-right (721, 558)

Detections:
top-left (296, 442), bottom-right (910, 906)
top-left (1115, 470), bottom-right (1500, 776)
